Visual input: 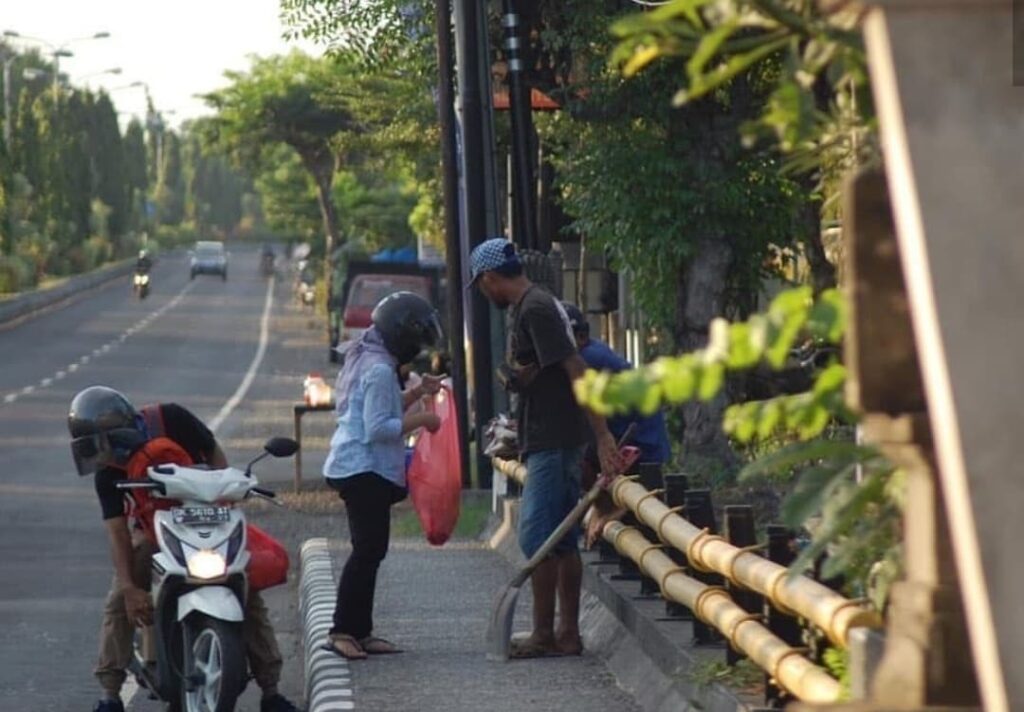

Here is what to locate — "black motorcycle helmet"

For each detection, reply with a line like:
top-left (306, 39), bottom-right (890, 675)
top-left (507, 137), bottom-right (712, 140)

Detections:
top-left (68, 386), bottom-right (148, 476)
top-left (372, 291), bottom-right (444, 365)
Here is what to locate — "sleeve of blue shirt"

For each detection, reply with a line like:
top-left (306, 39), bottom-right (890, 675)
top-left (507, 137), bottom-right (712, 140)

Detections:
top-left (580, 340), bottom-right (632, 373)
top-left (361, 364), bottom-right (403, 444)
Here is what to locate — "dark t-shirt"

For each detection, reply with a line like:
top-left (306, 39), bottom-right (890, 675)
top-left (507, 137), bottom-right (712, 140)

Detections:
top-left (508, 286), bottom-right (589, 453)
top-left (94, 403), bottom-right (217, 520)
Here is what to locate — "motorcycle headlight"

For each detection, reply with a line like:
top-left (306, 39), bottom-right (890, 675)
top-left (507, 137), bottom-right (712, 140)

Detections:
top-left (186, 549), bottom-right (227, 580)
top-left (140, 275), bottom-right (149, 284)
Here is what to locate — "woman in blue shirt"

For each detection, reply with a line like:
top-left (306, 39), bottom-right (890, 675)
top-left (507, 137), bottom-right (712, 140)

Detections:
top-left (323, 292), bottom-right (445, 660)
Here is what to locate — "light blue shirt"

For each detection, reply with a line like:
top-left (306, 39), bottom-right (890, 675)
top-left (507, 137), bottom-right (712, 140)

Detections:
top-left (323, 362), bottom-right (406, 487)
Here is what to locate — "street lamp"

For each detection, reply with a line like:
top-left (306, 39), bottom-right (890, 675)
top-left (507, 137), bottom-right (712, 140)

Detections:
top-left (2, 30), bottom-right (110, 99)
top-left (74, 67), bottom-right (122, 83)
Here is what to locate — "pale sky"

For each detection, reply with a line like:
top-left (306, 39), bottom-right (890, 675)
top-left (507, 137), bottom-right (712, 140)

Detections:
top-left (3, 0), bottom-right (321, 128)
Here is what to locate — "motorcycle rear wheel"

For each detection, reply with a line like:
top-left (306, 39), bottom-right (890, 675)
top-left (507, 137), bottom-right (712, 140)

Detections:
top-left (181, 614), bottom-right (246, 712)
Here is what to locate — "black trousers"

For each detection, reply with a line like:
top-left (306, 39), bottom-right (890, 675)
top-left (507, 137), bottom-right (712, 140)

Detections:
top-left (328, 472), bottom-right (406, 639)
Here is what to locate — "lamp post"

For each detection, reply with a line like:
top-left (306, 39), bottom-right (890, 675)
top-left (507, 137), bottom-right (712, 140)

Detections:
top-left (73, 67), bottom-right (122, 84)
top-left (2, 30), bottom-right (110, 101)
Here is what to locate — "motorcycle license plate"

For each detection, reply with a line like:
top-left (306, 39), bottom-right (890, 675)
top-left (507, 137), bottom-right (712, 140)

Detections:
top-left (171, 506), bottom-right (231, 526)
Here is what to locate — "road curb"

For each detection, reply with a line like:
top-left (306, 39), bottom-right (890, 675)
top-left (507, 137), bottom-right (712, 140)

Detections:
top-left (299, 538), bottom-right (354, 711)
top-left (0, 259), bottom-right (136, 328)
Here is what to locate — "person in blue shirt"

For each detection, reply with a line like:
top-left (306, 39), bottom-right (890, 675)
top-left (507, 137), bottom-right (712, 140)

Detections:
top-left (322, 291), bottom-right (445, 661)
top-left (563, 302), bottom-right (672, 466)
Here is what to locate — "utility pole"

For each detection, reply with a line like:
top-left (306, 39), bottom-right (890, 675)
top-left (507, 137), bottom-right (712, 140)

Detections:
top-left (500, 0), bottom-right (538, 250)
top-left (453, 0), bottom-right (496, 488)
top-left (434, 0), bottom-right (472, 489)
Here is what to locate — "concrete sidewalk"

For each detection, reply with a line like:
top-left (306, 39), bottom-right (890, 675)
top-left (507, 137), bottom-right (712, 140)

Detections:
top-left (303, 538), bottom-right (641, 712)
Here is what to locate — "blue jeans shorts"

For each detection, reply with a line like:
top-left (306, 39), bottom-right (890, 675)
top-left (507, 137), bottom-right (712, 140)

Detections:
top-left (518, 446), bottom-right (585, 559)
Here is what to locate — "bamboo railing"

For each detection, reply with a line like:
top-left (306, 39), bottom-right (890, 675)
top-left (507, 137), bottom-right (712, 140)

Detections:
top-left (493, 456), bottom-right (885, 702)
top-left (604, 520), bottom-right (842, 702)
top-left (609, 477), bottom-right (881, 647)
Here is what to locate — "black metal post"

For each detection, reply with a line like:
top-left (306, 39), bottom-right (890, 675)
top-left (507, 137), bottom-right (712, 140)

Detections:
top-left (662, 473), bottom-right (691, 619)
top-left (499, 0), bottom-right (538, 251)
top-left (724, 505), bottom-right (763, 666)
top-left (434, 0), bottom-right (472, 489)
top-left (684, 489), bottom-right (724, 646)
top-left (765, 524), bottom-right (802, 708)
top-left (453, 0), bottom-right (495, 489)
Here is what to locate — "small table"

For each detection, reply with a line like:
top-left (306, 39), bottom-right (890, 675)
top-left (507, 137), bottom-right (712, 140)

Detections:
top-left (293, 402), bottom-right (335, 491)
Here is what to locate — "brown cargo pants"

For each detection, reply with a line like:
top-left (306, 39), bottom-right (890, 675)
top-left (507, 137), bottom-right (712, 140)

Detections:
top-left (95, 538), bottom-right (283, 697)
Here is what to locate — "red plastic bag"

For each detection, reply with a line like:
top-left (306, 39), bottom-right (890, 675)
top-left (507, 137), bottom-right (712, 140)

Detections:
top-left (246, 524), bottom-right (289, 591)
top-left (407, 385), bottom-right (463, 545)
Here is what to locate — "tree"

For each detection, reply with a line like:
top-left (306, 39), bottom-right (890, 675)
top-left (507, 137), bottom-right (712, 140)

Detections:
top-left (155, 130), bottom-right (186, 226)
top-left (88, 93), bottom-right (128, 237)
top-left (122, 119), bottom-right (149, 233)
top-left (253, 144), bottom-right (321, 243)
top-left (610, 0), bottom-right (875, 292)
top-left (202, 52), bottom-right (362, 274)
top-left (280, 0), bottom-right (435, 77)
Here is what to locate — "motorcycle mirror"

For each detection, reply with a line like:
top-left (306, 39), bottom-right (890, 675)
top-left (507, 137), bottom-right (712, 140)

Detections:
top-left (264, 437), bottom-right (299, 458)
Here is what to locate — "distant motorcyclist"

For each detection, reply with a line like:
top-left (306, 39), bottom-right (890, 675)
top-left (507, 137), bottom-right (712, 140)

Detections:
top-left (135, 250), bottom-right (152, 275)
top-left (261, 244), bottom-right (276, 277)
top-left (68, 386), bottom-right (302, 712)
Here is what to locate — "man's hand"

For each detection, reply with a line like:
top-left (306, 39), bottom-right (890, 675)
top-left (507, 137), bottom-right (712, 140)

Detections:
top-left (123, 585), bottom-right (153, 627)
top-left (584, 494), bottom-right (627, 549)
top-left (596, 431), bottom-right (625, 478)
top-left (418, 374), bottom-right (446, 398)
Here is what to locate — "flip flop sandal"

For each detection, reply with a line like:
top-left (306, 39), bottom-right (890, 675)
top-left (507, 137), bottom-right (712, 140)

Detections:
top-left (358, 635), bottom-right (403, 654)
top-left (509, 637), bottom-right (564, 659)
top-left (322, 634), bottom-right (368, 660)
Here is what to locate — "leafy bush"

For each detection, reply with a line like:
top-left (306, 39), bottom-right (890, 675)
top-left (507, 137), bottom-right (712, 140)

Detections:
top-left (0, 254), bottom-right (38, 294)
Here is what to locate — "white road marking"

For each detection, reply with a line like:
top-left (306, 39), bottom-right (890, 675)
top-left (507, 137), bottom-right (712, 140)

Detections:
top-left (209, 277), bottom-right (274, 434)
top-left (124, 279), bottom-right (261, 708)
top-left (1, 282), bottom-right (194, 411)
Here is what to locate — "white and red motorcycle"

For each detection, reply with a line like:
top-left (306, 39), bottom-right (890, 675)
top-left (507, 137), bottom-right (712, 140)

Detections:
top-left (118, 437), bottom-right (297, 712)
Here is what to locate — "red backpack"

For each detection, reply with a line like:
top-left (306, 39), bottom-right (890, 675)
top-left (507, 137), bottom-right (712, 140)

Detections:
top-left (123, 405), bottom-right (193, 544)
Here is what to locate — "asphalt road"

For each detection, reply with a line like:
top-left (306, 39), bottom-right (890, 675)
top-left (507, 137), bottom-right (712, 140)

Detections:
top-left (0, 249), bottom-right (307, 711)
top-left (0, 251), bottom-right (645, 712)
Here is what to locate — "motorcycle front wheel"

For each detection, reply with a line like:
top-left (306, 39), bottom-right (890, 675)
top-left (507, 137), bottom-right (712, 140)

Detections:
top-left (181, 615), bottom-right (246, 712)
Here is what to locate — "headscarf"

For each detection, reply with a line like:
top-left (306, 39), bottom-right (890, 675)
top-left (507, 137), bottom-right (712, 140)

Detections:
top-left (333, 326), bottom-right (396, 417)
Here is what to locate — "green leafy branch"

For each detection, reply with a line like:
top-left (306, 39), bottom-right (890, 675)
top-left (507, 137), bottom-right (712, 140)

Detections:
top-left (575, 285), bottom-right (847, 443)
top-left (608, 0), bottom-right (878, 188)
top-left (575, 286), bottom-right (903, 605)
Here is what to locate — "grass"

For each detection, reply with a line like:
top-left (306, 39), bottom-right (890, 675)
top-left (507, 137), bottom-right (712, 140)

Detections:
top-left (390, 492), bottom-right (492, 540)
top-left (684, 658), bottom-right (764, 696)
